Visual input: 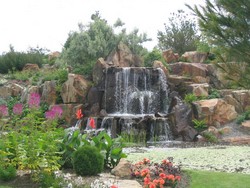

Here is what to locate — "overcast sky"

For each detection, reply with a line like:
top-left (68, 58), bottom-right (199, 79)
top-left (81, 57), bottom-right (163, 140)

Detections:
top-left (0, 0), bottom-right (205, 54)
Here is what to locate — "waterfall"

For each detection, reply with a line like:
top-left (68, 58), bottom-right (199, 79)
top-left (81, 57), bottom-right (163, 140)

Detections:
top-left (105, 67), bottom-right (169, 116)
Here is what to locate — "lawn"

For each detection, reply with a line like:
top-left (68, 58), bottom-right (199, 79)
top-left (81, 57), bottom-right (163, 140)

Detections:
top-left (185, 170), bottom-right (250, 188)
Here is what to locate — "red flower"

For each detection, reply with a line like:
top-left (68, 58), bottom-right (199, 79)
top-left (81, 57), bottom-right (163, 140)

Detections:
top-left (89, 117), bottom-right (96, 129)
top-left (159, 173), bottom-right (166, 179)
top-left (175, 175), bottom-right (181, 181)
top-left (144, 176), bottom-right (151, 185)
top-left (141, 169), bottom-right (150, 177)
top-left (165, 174), bottom-right (175, 181)
top-left (76, 109), bottom-right (83, 119)
top-left (110, 185), bottom-right (118, 188)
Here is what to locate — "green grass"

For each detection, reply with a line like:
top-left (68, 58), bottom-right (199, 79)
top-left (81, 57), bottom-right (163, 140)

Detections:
top-left (185, 170), bottom-right (250, 188)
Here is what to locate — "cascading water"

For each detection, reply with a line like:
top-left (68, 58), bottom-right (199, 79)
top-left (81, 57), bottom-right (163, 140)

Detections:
top-left (105, 67), bottom-right (169, 116)
top-left (103, 67), bottom-right (173, 142)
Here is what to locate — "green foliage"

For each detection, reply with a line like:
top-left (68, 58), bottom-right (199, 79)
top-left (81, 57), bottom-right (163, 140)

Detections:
top-left (144, 48), bottom-right (165, 67)
top-left (157, 9), bottom-right (199, 55)
top-left (187, 0), bottom-right (250, 89)
top-left (207, 88), bottom-right (221, 99)
top-left (192, 119), bottom-right (207, 131)
top-left (38, 171), bottom-right (66, 188)
top-left (0, 46), bottom-right (48, 74)
top-left (202, 132), bottom-right (218, 143)
top-left (61, 11), bottom-right (150, 77)
top-left (184, 93), bottom-right (198, 104)
top-left (62, 130), bottom-right (127, 169)
top-left (0, 165), bottom-right (16, 181)
top-left (72, 145), bottom-right (104, 176)
top-left (121, 129), bottom-right (147, 146)
top-left (236, 110), bottom-right (250, 124)
top-left (91, 131), bottom-right (127, 169)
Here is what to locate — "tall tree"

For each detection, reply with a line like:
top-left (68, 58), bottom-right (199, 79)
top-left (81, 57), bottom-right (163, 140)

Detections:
top-left (157, 10), bottom-right (199, 55)
top-left (61, 11), bottom-right (151, 77)
top-left (187, 0), bottom-right (250, 88)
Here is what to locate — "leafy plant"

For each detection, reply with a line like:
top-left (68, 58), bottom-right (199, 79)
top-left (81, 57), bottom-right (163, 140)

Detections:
top-left (184, 93), bottom-right (198, 104)
top-left (72, 145), bottom-right (104, 176)
top-left (121, 128), bottom-right (147, 145)
top-left (202, 132), bottom-right (218, 143)
top-left (207, 89), bottom-right (221, 99)
top-left (91, 131), bottom-right (127, 169)
top-left (0, 164), bottom-right (16, 181)
top-left (192, 119), bottom-right (207, 131)
top-left (236, 110), bottom-right (250, 124)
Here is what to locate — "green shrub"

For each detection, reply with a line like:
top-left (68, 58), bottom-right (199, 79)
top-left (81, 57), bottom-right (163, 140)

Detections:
top-left (38, 171), bottom-right (66, 188)
top-left (72, 145), bottom-right (104, 176)
top-left (0, 165), bottom-right (16, 181)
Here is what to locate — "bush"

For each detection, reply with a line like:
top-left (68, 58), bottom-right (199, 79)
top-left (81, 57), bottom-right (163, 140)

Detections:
top-left (0, 165), bottom-right (16, 181)
top-left (236, 110), bottom-right (250, 124)
top-left (72, 145), bottom-right (104, 176)
top-left (192, 119), bottom-right (207, 132)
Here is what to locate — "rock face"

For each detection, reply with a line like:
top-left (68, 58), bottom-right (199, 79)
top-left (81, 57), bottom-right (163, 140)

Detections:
top-left (106, 42), bottom-right (142, 67)
top-left (181, 51), bottom-right (208, 63)
top-left (61, 74), bottom-right (90, 104)
top-left (169, 62), bottom-right (207, 77)
top-left (192, 99), bottom-right (238, 127)
top-left (92, 58), bottom-right (108, 86)
top-left (0, 83), bottom-right (24, 99)
top-left (22, 63), bottom-right (39, 71)
top-left (168, 95), bottom-right (198, 141)
top-left (162, 49), bottom-right (179, 63)
top-left (41, 81), bottom-right (57, 105)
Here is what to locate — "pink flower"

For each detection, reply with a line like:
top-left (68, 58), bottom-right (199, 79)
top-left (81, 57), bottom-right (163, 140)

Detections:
top-left (13, 103), bottom-right (23, 115)
top-left (0, 105), bottom-right (8, 116)
top-left (28, 93), bottom-right (40, 109)
top-left (45, 105), bottom-right (63, 120)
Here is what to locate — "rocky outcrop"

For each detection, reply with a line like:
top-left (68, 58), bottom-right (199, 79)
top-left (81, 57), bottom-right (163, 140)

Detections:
top-left (162, 49), bottom-right (179, 63)
top-left (181, 51), bottom-right (208, 63)
top-left (188, 83), bottom-right (209, 97)
top-left (92, 58), bottom-right (108, 86)
top-left (0, 83), bottom-right (24, 99)
top-left (61, 74), bottom-right (91, 104)
top-left (105, 42), bottom-right (142, 67)
top-left (22, 63), bottom-right (39, 71)
top-left (169, 62), bottom-right (208, 77)
top-left (152, 60), bottom-right (169, 76)
top-left (168, 95), bottom-right (198, 141)
top-left (192, 99), bottom-right (238, 127)
top-left (41, 81), bottom-right (57, 105)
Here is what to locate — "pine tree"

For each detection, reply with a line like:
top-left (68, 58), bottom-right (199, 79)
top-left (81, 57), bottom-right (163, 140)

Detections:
top-left (187, 0), bottom-right (250, 88)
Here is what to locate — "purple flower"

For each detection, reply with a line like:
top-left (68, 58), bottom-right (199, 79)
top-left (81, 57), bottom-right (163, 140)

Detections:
top-left (45, 105), bottom-right (63, 120)
top-left (13, 103), bottom-right (23, 115)
top-left (0, 105), bottom-right (8, 116)
top-left (28, 93), bottom-right (40, 109)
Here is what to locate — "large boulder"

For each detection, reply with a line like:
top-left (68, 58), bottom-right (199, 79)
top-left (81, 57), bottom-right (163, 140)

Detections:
top-left (220, 89), bottom-right (250, 113)
top-left (168, 95), bottom-right (198, 141)
top-left (111, 159), bottom-right (132, 178)
top-left (181, 51), bottom-right (208, 63)
top-left (188, 83), bottom-right (209, 97)
top-left (22, 63), bottom-right (39, 71)
top-left (41, 80), bottom-right (57, 105)
top-left (152, 60), bottom-right (169, 76)
top-left (162, 49), bottom-right (179, 63)
top-left (169, 62), bottom-right (208, 77)
top-left (61, 74), bottom-right (90, 104)
top-left (0, 83), bottom-right (24, 99)
top-left (192, 99), bottom-right (238, 127)
top-left (106, 42), bottom-right (142, 67)
top-left (92, 58), bottom-right (108, 86)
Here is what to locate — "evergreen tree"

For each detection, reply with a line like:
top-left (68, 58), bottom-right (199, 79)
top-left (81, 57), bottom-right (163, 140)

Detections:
top-left (61, 11), bottom-right (151, 78)
top-left (157, 10), bottom-right (199, 55)
top-left (187, 0), bottom-right (250, 88)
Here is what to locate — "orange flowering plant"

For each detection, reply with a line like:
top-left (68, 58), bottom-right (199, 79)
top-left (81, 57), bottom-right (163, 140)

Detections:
top-left (131, 158), bottom-right (181, 188)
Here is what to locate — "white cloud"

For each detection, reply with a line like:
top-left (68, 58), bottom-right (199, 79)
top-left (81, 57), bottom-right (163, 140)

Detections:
top-left (0, 0), bottom-right (204, 53)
